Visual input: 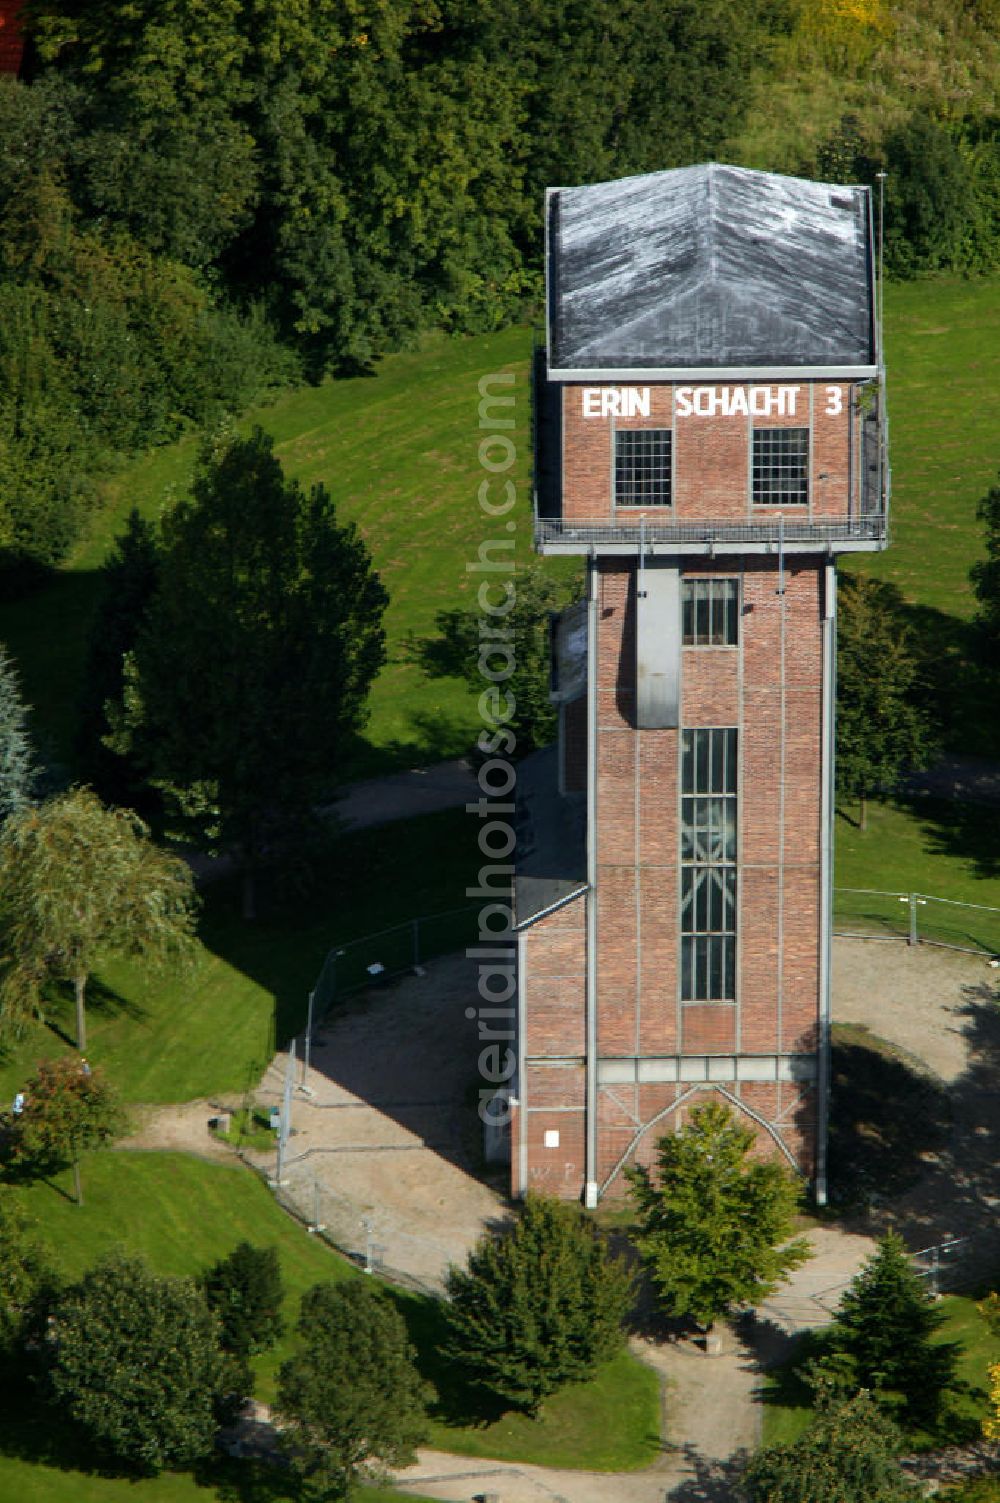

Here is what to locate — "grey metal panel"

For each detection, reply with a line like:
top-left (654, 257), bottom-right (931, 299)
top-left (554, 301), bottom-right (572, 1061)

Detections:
top-left (779, 1055), bottom-right (819, 1083)
top-left (636, 566), bottom-right (680, 728)
top-left (636, 1056), bottom-right (679, 1083)
top-left (735, 1056), bottom-right (778, 1082)
top-left (550, 599), bottom-right (588, 703)
top-left (547, 164), bottom-right (875, 374)
top-left (598, 1059), bottom-right (638, 1084)
top-left (549, 364), bottom-right (878, 382)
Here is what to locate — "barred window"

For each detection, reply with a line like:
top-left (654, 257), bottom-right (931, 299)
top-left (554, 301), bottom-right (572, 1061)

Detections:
top-left (682, 578), bottom-right (739, 646)
top-left (680, 728), bottom-right (737, 1002)
top-left (614, 429), bottom-right (672, 507)
top-left (752, 427), bottom-right (809, 505)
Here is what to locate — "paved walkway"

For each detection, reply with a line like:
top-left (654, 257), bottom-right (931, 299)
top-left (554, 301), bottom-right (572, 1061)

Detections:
top-left (332, 758), bottom-right (477, 830)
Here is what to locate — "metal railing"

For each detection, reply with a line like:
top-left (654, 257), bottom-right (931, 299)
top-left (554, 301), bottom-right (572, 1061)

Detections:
top-left (535, 514), bottom-right (886, 548)
top-left (308, 904), bottom-right (481, 1024)
top-left (834, 887), bottom-right (1000, 957)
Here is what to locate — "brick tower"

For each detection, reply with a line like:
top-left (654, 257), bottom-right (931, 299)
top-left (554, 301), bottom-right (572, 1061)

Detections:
top-left (512, 163), bottom-right (887, 1206)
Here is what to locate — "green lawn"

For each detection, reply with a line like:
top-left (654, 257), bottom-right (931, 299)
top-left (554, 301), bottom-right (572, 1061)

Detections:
top-left (0, 325), bottom-right (549, 782)
top-left (857, 278), bottom-right (1000, 622)
top-left (10, 1151), bottom-right (660, 1475)
top-left (834, 798), bottom-right (1000, 951)
top-left (423, 1348), bottom-right (661, 1470)
top-left (15, 1152), bottom-right (353, 1403)
top-left (761, 1293), bottom-right (1000, 1450)
top-left (5, 277), bottom-right (995, 787)
top-left (0, 805), bottom-right (478, 1107)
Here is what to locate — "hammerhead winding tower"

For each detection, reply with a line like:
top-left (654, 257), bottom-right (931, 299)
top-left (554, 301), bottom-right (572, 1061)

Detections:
top-left (513, 163), bottom-right (888, 1205)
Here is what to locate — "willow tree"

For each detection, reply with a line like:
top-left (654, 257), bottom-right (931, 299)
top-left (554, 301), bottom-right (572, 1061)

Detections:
top-left (0, 787), bottom-right (198, 1049)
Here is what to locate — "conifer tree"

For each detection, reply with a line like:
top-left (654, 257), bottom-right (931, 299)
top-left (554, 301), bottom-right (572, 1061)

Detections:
top-left (441, 1194), bottom-right (634, 1415)
top-left (0, 645), bottom-right (36, 825)
top-left (203, 1241), bottom-right (284, 1359)
top-left (825, 1232), bottom-right (958, 1427)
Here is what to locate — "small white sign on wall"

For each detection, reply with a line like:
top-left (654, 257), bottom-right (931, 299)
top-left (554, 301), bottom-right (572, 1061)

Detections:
top-left (543, 1129), bottom-right (560, 1148)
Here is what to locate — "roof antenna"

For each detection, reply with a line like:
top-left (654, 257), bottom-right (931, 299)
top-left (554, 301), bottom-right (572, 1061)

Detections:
top-left (875, 171), bottom-right (887, 368)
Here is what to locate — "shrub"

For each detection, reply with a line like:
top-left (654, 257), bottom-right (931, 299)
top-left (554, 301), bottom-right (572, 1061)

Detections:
top-left (441, 1193), bottom-right (634, 1415)
top-left (203, 1241), bottom-right (284, 1359)
top-left (45, 1254), bottom-right (237, 1471)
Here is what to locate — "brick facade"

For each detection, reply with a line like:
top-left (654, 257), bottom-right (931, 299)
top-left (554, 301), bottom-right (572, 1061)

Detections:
top-left (517, 378), bottom-right (835, 1201)
top-left (560, 380), bottom-right (857, 526)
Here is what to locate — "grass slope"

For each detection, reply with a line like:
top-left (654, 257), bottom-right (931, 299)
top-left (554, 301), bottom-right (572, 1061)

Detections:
top-left (834, 798), bottom-right (1000, 948)
top-left (856, 277), bottom-right (1000, 619)
top-left (0, 325), bottom-right (545, 781)
top-left (10, 1152), bottom-right (659, 1477)
top-left (0, 806), bottom-right (478, 1106)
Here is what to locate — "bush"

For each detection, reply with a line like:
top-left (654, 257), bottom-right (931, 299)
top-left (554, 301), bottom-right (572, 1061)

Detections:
top-left (441, 1194), bottom-right (634, 1416)
top-left (45, 1254), bottom-right (237, 1471)
top-left (277, 1279), bottom-right (429, 1499)
top-left (745, 1388), bottom-right (919, 1503)
top-left (203, 1241), bottom-right (284, 1359)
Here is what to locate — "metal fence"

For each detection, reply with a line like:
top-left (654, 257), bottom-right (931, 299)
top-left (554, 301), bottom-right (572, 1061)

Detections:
top-left (308, 904), bottom-right (481, 1022)
top-left (834, 887), bottom-right (1000, 958)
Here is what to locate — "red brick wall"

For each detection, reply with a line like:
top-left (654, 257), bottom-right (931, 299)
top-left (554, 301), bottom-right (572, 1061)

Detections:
top-left (522, 388), bottom-right (836, 1199)
top-left (560, 381), bottom-right (857, 526)
top-left (518, 898), bottom-right (587, 1197)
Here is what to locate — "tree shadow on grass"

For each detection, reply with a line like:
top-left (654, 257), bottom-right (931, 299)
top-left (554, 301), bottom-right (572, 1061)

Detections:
top-left (904, 795), bottom-right (1000, 883)
top-left (0, 1383), bottom-right (299, 1500)
top-left (191, 1455), bottom-right (299, 1501)
top-left (0, 1380), bottom-right (160, 1483)
top-left (827, 1024), bottom-right (953, 1210)
top-left (388, 1243), bottom-right (514, 1430)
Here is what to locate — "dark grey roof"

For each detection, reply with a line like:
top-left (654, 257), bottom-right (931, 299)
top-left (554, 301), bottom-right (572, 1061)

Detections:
top-left (547, 163), bottom-right (876, 378)
top-left (514, 746), bottom-right (586, 930)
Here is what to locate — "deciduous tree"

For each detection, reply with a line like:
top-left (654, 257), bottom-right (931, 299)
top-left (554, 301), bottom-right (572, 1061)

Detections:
top-left (0, 787), bottom-right (198, 1050)
top-left (970, 472), bottom-right (1000, 661)
top-left (9, 1056), bottom-right (127, 1205)
top-left (627, 1100), bottom-right (810, 1329)
top-left (442, 1193), bottom-right (634, 1415)
top-left (0, 1190), bottom-right (57, 1351)
top-left (744, 1388), bottom-right (919, 1503)
top-left (416, 563), bottom-right (583, 758)
top-left (45, 1254), bottom-right (234, 1471)
top-left (277, 1279), bottom-right (429, 1500)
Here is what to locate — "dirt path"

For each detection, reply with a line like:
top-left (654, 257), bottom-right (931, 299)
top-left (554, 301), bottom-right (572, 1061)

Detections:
top-left (118, 1098), bottom-right (240, 1163)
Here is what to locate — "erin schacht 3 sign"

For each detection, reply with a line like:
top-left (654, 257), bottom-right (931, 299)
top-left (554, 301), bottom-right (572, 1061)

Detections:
top-left (580, 384), bottom-right (846, 418)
